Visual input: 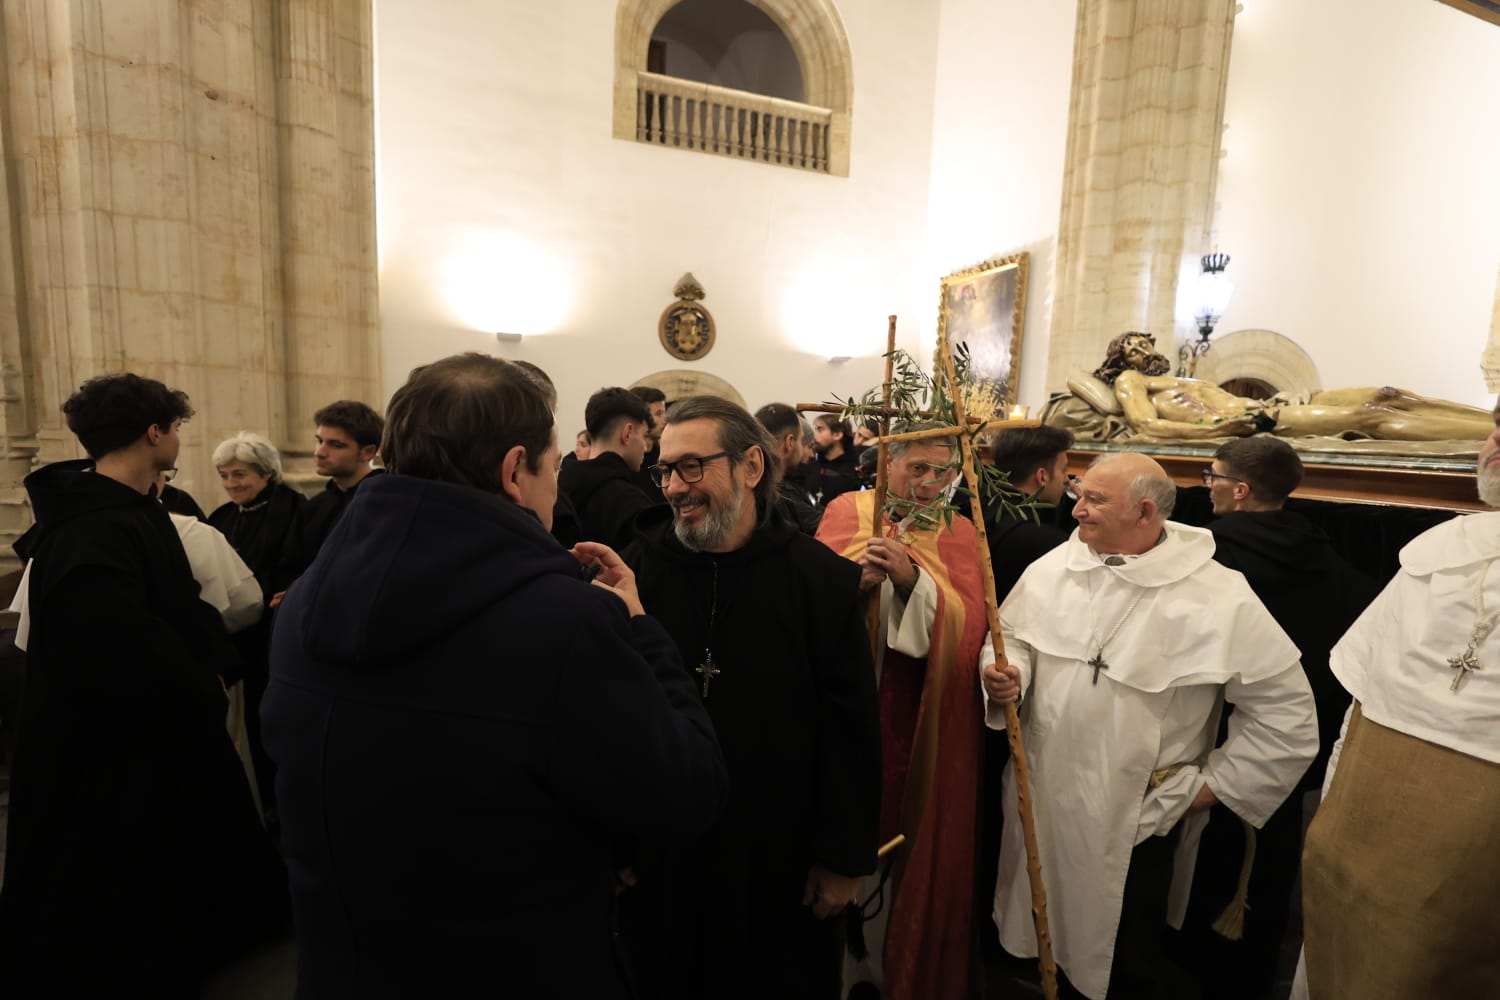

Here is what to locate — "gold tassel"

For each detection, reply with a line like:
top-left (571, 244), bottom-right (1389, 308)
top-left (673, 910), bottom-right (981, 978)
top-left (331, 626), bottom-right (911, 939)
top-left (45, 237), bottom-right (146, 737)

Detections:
top-left (1212, 818), bottom-right (1257, 941)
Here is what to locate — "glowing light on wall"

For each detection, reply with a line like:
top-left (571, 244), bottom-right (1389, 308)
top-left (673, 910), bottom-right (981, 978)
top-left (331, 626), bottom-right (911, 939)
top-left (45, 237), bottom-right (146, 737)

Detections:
top-left (778, 266), bottom-right (886, 360)
top-left (440, 231), bottom-right (572, 336)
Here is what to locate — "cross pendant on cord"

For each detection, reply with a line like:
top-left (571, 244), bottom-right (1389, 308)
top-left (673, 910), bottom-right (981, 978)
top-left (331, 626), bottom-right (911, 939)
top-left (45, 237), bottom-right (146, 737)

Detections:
top-left (697, 650), bottom-right (721, 699)
top-left (1088, 651), bottom-right (1108, 685)
top-left (1448, 645), bottom-right (1482, 691)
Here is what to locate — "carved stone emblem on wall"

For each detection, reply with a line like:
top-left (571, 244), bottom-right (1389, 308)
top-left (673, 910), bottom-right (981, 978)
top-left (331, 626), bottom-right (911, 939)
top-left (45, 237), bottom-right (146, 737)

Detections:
top-left (658, 273), bottom-right (716, 361)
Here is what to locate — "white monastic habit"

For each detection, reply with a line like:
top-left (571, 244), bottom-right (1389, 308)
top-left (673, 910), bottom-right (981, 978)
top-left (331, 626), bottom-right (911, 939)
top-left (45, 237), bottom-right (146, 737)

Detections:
top-left (164, 511), bottom-right (265, 807)
top-left (982, 521), bottom-right (1317, 1000)
top-left (166, 511), bottom-right (264, 635)
top-left (1327, 509), bottom-right (1500, 764)
top-left (1292, 511), bottom-right (1500, 1000)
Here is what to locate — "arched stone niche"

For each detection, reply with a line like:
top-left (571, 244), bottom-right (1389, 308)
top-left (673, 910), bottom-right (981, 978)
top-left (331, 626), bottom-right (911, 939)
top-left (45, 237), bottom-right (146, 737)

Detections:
top-left (632, 369), bottom-right (748, 408)
top-left (613, 0), bottom-right (854, 175)
top-left (1192, 328), bottom-right (1322, 399)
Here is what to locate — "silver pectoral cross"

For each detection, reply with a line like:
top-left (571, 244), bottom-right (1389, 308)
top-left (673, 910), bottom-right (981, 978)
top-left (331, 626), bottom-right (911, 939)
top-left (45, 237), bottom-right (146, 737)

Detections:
top-left (1448, 645), bottom-right (1482, 692)
top-left (696, 650), bottom-right (721, 699)
top-left (1088, 650), bottom-right (1108, 686)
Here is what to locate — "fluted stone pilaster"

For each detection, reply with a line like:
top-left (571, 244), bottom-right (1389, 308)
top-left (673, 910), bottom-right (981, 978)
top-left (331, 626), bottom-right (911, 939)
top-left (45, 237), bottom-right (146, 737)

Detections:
top-left (0, 0), bottom-right (379, 564)
top-left (1047, 0), bottom-right (1236, 390)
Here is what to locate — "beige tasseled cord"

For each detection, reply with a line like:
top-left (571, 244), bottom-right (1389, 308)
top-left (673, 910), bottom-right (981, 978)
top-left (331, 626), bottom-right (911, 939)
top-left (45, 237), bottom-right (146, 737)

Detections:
top-left (1147, 764), bottom-right (1255, 941)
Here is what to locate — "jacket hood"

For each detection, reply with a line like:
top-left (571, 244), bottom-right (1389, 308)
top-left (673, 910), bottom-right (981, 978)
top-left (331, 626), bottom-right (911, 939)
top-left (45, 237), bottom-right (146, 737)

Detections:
top-left (557, 451), bottom-right (638, 509)
top-left (17, 459), bottom-right (153, 560)
top-left (293, 474), bottom-right (581, 668)
top-left (1210, 508), bottom-right (1334, 577)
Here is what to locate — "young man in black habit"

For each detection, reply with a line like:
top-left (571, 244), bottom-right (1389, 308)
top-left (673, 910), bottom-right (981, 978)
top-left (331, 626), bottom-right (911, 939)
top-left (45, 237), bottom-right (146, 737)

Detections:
top-left (805, 412), bottom-right (862, 507)
top-left (754, 401), bottom-right (823, 534)
top-left (0, 373), bottom-right (287, 997)
top-left (558, 385), bottom-right (663, 552)
top-left (623, 394), bottom-right (881, 1000)
top-left (1173, 435), bottom-right (1378, 998)
top-left (289, 398), bottom-right (385, 572)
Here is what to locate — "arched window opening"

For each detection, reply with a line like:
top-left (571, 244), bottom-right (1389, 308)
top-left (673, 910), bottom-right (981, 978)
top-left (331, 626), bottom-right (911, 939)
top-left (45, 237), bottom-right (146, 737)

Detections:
top-left (613, 0), bottom-right (853, 176)
top-left (651, 0), bottom-right (806, 103)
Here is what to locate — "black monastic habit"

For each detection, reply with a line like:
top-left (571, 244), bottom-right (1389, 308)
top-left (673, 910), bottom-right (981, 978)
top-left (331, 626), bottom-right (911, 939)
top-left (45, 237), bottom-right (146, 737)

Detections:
top-left (623, 508), bottom-right (880, 1000)
top-left (803, 449), bottom-right (861, 508)
top-left (558, 450), bottom-right (663, 553)
top-left (776, 479), bottom-right (823, 535)
top-left (986, 505), bottom-right (1069, 603)
top-left (208, 479), bottom-right (308, 811)
top-left (1174, 507), bottom-right (1378, 999)
top-left (207, 480), bottom-right (309, 598)
top-left (978, 501), bottom-right (1069, 946)
top-left (160, 482), bottom-right (207, 520)
top-left (0, 460), bottom-right (287, 996)
top-left (290, 468), bottom-right (384, 573)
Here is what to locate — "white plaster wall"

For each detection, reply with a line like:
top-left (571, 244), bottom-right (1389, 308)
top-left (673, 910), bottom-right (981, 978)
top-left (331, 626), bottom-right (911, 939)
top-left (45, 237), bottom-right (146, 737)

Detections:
top-left (1213, 0), bottom-right (1500, 405)
top-left (375, 0), bottom-right (943, 439)
top-left (923, 0), bottom-right (1078, 413)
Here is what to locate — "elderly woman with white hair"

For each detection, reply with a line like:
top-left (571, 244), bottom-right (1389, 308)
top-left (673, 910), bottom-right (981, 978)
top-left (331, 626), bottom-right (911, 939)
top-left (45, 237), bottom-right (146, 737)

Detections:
top-left (207, 430), bottom-right (307, 825)
top-left (208, 432), bottom-right (307, 585)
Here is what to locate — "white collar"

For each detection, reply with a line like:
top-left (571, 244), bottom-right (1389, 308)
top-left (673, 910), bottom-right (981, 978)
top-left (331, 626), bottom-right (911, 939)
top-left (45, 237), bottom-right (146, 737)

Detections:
top-left (1063, 522), bottom-right (1216, 588)
top-left (1401, 510), bottom-right (1500, 576)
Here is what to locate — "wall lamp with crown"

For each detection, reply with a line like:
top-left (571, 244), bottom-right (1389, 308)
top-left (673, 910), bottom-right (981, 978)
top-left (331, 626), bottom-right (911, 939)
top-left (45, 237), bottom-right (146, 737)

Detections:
top-left (1178, 252), bottom-right (1233, 377)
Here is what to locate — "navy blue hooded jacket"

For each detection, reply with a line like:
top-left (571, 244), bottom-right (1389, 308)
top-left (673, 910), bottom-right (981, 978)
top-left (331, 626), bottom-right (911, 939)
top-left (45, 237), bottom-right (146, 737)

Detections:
top-left (262, 473), bottom-right (726, 999)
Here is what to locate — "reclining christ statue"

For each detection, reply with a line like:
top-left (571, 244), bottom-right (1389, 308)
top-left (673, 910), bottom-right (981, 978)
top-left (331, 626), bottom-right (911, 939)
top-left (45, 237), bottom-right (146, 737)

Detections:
top-left (1062, 332), bottom-right (1493, 443)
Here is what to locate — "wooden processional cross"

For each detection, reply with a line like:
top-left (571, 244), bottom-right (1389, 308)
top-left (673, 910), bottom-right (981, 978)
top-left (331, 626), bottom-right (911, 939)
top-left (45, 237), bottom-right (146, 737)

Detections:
top-left (798, 316), bottom-right (1060, 1000)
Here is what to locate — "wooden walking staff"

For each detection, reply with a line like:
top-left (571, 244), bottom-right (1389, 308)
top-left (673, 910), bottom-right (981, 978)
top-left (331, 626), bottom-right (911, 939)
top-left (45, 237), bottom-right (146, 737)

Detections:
top-left (862, 316), bottom-right (898, 657)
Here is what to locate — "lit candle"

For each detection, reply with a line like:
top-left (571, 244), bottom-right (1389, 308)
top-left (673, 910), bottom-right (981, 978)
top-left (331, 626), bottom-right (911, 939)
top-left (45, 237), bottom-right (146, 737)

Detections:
top-left (1009, 404), bottom-right (1029, 420)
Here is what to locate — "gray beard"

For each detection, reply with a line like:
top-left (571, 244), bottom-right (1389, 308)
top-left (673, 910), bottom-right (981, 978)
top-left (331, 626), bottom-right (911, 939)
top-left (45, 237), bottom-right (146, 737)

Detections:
top-left (674, 487), bottom-right (745, 552)
top-left (1479, 462), bottom-right (1500, 508)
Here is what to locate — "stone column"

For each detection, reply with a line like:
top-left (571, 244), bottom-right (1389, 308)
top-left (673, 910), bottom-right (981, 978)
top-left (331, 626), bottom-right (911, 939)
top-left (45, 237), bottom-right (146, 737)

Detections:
top-left (272, 0), bottom-right (381, 483)
top-left (1046, 0), bottom-right (1237, 390)
top-left (0, 0), bottom-right (379, 562)
top-left (0, 16), bottom-right (39, 548)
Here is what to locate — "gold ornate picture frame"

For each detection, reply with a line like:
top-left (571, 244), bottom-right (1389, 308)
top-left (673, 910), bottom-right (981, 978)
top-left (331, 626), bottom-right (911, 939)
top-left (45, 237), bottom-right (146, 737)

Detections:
top-left (937, 252), bottom-right (1030, 408)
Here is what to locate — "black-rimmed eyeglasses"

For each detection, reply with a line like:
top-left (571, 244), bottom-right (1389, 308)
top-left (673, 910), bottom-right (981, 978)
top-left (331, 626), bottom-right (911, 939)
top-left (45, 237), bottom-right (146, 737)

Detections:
top-left (648, 451), bottom-right (730, 488)
top-left (1201, 469), bottom-right (1244, 486)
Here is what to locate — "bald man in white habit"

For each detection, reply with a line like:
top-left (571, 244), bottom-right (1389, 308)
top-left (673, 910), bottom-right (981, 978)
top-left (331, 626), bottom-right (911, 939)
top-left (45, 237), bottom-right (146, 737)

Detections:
top-left (982, 452), bottom-right (1317, 1000)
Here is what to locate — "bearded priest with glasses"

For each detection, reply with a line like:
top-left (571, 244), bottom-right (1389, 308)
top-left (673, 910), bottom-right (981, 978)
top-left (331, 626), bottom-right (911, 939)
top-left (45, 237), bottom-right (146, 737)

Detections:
top-left (622, 395), bottom-right (881, 1000)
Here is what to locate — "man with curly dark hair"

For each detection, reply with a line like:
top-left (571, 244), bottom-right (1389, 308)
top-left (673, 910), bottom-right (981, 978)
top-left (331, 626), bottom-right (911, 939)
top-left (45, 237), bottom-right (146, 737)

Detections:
top-left (0, 373), bottom-right (288, 996)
